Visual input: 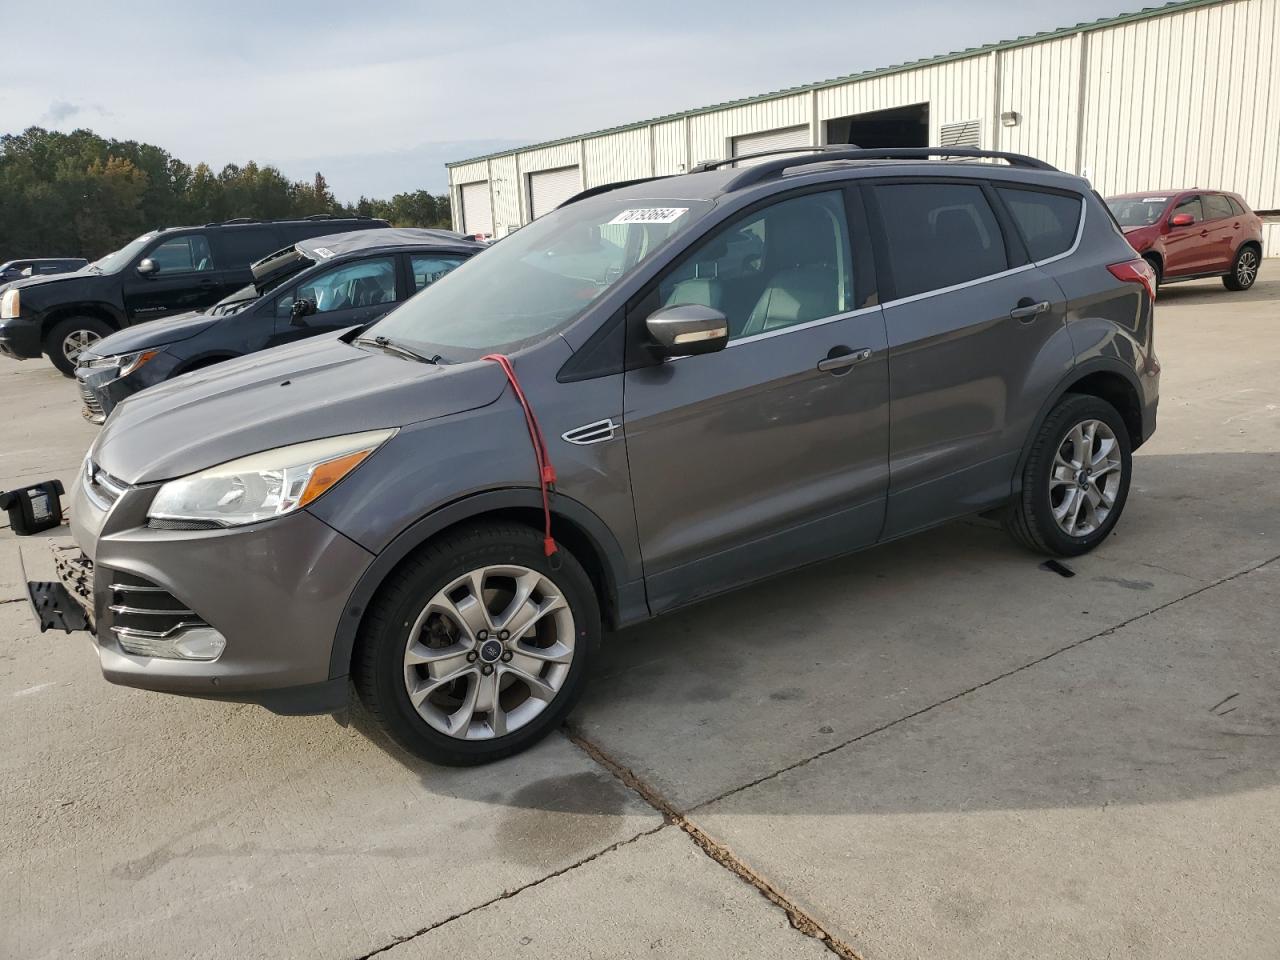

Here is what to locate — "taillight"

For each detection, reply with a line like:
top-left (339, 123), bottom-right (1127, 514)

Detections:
top-left (1108, 259), bottom-right (1157, 302)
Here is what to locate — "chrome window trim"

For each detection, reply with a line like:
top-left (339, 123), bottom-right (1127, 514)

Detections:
top-left (1026, 192), bottom-right (1088, 268)
top-left (726, 305), bottom-right (883, 348)
top-left (881, 263), bottom-right (1037, 308)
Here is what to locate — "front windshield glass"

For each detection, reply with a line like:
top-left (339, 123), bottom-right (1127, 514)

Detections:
top-left (92, 234), bottom-right (157, 273)
top-left (366, 196), bottom-right (713, 357)
top-left (1106, 196), bottom-right (1172, 227)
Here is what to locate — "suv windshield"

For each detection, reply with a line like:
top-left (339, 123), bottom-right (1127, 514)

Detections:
top-left (365, 196), bottom-right (712, 357)
top-left (92, 233), bottom-right (158, 273)
top-left (1106, 196), bottom-right (1172, 227)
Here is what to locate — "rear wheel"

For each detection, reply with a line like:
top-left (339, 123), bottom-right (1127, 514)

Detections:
top-left (45, 316), bottom-right (113, 376)
top-left (1005, 393), bottom-right (1133, 557)
top-left (1143, 254), bottom-right (1163, 288)
top-left (1223, 245), bottom-right (1259, 291)
top-left (354, 523), bottom-right (599, 765)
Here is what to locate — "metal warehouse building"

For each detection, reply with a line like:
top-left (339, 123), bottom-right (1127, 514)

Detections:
top-left (447, 0), bottom-right (1280, 253)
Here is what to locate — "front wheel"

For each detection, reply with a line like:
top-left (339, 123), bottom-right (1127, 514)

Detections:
top-left (1005, 394), bottom-right (1133, 557)
top-left (45, 316), bottom-right (114, 376)
top-left (1223, 246), bottom-right (1259, 291)
top-left (354, 523), bottom-right (600, 765)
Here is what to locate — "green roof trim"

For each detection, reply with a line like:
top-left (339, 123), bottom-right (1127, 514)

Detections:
top-left (447, 0), bottom-right (1227, 169)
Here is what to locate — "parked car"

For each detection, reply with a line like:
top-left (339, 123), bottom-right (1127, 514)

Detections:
top-left (75, 228), bottom-right (483, 423)
top-left (0, 258), bottom-right (88, 284)
top-left (1106, 189), bottom-right (1263, 291)
top-left (0, 216), bottom-right (389, 375)
top-left (39, 146), bottom-right (1158, 766)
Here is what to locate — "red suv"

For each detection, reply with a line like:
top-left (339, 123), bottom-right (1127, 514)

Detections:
top-left (1105, 190), bottom-right (1263, 291)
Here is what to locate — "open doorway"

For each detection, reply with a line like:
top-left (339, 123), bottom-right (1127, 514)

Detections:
top-left (825, 103), bottom-right (929, 148)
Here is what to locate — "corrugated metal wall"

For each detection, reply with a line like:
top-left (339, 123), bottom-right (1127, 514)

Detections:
top-left (451, 0), bottom-right (1279, 253)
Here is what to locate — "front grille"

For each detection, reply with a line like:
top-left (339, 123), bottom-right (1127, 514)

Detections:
top-left (78, 381), bottom-right (105, 424)
top-left (83, 460), bottom-right (127, 510)
top-left (147, 517), bottom-right (222, 531)
top-left (106, 570), bottom-right (210, 649)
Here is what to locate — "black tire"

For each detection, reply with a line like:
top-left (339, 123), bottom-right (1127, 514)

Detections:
top-left (44, 315), bottom-right (114, 376)
top-left (1223, 245), bottom-right (1260, 291)
top-left (354, 523), bottom-right (600, 766)
top-left (1143, 254), bottom-right (1163, 288)
top-left (1005, 393), bottom-right (1133, 557)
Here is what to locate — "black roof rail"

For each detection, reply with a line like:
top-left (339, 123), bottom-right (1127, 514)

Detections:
top-left (559, 175), bottom-right (674, 208)
top-left (715, 145), bottom-right (1058, 191)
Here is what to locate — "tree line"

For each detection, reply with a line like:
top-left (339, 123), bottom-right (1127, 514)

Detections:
top-left (0, 127), bottom-right (452, 263)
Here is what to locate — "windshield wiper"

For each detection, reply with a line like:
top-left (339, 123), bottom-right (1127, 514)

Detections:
top-left (354, 335), bottom-right (444, 365)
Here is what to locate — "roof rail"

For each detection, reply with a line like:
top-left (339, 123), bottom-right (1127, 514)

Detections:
top-left (559, 175), bottom-right (674, 209)
top-left (705, 145), bottom-right (1058, 191)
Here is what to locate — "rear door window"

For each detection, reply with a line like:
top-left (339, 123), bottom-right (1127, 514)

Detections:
top-left (996, 186), bottom-right (1083, 262)
top-left (410, 254), bottom-right (468, 292)
top-left (873, 182), bottom-right (1008, 299)
top-left (1202, 194), bottom-right (1234, 221)
top-left (212, 228), bottom-right (284, 269)
top-left (1227, 196), bottom-right (1246, 216)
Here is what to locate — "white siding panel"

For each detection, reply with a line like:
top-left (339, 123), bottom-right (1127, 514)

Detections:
top-left (450, 161), bottom-right (489, 185)
top-left (688, 93), bottom-right (811, 166)
top-left (519, 142), bottom-right (581, 173)
top-left (652, 120), bottom-right (687, 175)
top-left (995, 33), bottom-right (1079, 169)
top-left (1263, 222), bottom-right (1280, 258)
top-left (584, 128), bottom-right (652, 187)
top-left (488, 155), bottom-right (521, 236)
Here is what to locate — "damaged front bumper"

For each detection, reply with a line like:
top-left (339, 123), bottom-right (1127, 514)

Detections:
top-left (27, 543), bottom-right (94, 634)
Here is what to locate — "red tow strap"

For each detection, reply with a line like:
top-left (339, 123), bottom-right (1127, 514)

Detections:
top-left (482, 354), bottom-right (559, 558)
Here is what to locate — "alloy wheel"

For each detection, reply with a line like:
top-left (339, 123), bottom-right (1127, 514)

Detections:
top-left (1049, 419), bottom-right (1123, 538)
top-left (402, 564), bottom-right (575, 740)
top-left (1237, 250), bottom-right (1258, 287)
top-left (62, 328), bottom-right (102, 363)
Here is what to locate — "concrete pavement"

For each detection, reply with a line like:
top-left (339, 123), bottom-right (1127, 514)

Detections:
top-left (2, 263), bottom-right (1278, 958)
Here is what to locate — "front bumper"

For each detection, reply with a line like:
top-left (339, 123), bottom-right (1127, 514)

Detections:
top-left (55, 464), bottom-right (374, 713)
top-left (0, 315), bottom-right (42, 359)
top-left (75, 352), bottom-right (180, 424)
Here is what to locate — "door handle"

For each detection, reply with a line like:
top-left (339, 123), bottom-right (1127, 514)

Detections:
top-left (817, 347), bottom-right (872, 373)
top-left (1010, 298), bottom-right (1050, 322)
top-left (1199, 229), bottom-right (1209, 237)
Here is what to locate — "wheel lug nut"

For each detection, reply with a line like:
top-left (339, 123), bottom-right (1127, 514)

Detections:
top-left (501, 651), bottom-right (513, 662)
top-left (498, 630), bottom-right (509, 641)
top-left (466, 651), bottom-right (478, 663)
top-left (477, 630), bottom-right (488, 641)
top-left (481, 664), bottom-right (494, 676)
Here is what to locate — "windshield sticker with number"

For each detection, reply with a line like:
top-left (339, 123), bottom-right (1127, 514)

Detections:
top-left (608, 208), bottom-right (689, 225)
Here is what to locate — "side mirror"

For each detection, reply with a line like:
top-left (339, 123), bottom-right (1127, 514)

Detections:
top-left (290, 297), bottom-right (317, 326)
top-left (645, 303), bottom-right (729, 357)
top-left (136, 258), bottom-right (158, 276)
top-left (1169, 213), bottom-right (1195, 227)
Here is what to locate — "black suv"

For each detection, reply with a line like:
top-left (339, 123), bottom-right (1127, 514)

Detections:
top-left (0, 216), bottom-right (388, 374)
top-left (75, 228), bottom-right (483, 422)
top-left (0, 258), bottom-right (88, 284)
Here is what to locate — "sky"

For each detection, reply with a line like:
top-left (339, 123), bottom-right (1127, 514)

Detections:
top-left (1, 0), bottom-right (1141, 202)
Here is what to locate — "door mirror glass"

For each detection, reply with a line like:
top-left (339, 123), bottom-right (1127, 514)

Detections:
top-left (645, 304), bottom-right (729, 357)
top-left (290, 297), bottom-right (317, 325)
top-left (136, 258), bottom-right (158, 276)
top-left (1169, 213), bottom-right (1195, 227)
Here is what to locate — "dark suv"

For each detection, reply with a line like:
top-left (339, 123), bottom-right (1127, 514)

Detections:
top-left (0, 258), bottom-right (88, 283)
top-left (74, 228), bottom-right (482, 423)
top-left (35, 147), bottom-right (1159, 766)
top-left (0, 216), bottom-right (388, 374)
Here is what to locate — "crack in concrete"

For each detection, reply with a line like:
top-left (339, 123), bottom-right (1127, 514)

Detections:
top-left (350, 821), bottom-right (667, 960)
top-left (567, 728), bottom-right (863, 960)
top-left (691, 551), bottom-right (1280, 814)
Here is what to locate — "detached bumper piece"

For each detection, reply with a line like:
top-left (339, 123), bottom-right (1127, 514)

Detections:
top-left (28, 581), bottom-right (90, 634)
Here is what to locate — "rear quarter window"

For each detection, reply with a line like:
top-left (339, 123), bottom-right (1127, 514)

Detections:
top-left (873, 182), bottom-right (1009, 299)
top-left (996, 186), bottom-right (1083, 262)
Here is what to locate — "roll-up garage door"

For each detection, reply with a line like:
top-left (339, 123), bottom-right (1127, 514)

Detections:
top-left (460, 181), bottom-right (493, 237)
top-left (731, 125), bottom-right (811, 167)
top-left (528, 166), bottom-right (582, 219)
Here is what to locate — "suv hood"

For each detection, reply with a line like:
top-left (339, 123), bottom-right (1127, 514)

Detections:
top-left (82, 309), bottom-right (221, 359)
top-left (92, 333), bottom-right (507, 485)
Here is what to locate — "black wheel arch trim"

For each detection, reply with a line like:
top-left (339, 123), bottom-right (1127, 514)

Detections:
top-left (42, 302), bottom-right (126, 336)
top-left (1013, 356), bottom-right (1148, 494)
top-left (325, 488), bottom-right (641, 680)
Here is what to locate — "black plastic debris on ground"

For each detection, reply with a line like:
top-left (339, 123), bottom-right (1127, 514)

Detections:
top-left (1040, 559), bottom-right (1076, 578)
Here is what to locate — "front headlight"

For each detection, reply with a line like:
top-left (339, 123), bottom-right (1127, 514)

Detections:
top-left (0, 288), bottom-right (19, 319)
top-left (82, 349), bottom-right (159, 376)
top-left (148, 429), bottom-right (396, 527)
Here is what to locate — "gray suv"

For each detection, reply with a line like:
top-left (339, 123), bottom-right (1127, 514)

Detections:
top-left (39, 147), bottom-right (1159, 765)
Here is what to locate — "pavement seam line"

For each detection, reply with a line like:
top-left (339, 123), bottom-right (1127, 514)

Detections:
top-left (690, 551), bottom-right (1280, 813)
top-left (567, 726), bottom-right (863, 960)
top-left (350, 822), bottom-right (668, 960)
